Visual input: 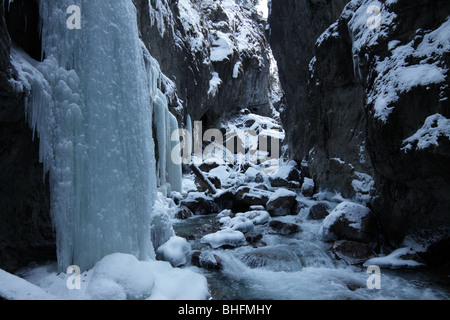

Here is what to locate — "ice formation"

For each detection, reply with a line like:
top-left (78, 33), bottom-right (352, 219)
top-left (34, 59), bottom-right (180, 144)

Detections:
top-left (13, 0), bottom-right (181, 272)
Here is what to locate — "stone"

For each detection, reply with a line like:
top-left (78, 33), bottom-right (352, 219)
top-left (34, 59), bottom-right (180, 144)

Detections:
top-left (332, 240), bottom-right (375, 265)
top-left (191, 251), bottom-right (223, 271)
top-left (176, 206), bottom-right (194, 220)
top-left (308, 203), bottom-right (330, 220)
top-left (245, 232), bottom-right (263, 246)
top-left (266, 190), bottom-right (299, 217)
top-left (323, 202), bottom-right (377, 244)
top-left (181, 194), bottom-right (218, 216)
top-left (269, 220), bottom-right (301, 236)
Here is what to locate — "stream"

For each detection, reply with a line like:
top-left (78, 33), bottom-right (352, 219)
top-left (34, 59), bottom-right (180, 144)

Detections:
top-left (173, 200), bottom-right (450, 300)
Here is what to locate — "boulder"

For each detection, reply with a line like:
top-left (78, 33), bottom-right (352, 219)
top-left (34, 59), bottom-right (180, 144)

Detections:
top-left (156, 236), bottom-right (191, 267)
top-left (266, 189), bottom-right (299, 217)
top-left (176, 206), bottom-right (194, 220)
top-left (322, 201), bottom-right (377, 244)
top-left (201, 229), bottom-right (247, 249)
top-left (301, 178), bottom-right (315, 197)
top-left (181, 193), bottom-right (218, 215)
top-left (269, 220), bottom-right (301, 236)
top-left (308, 203), bottom-right (330, 220)
top-left (332, 240), bottom-right (375, 265)
top-left (191, 251), bottom-right (223, 271)
top-left (235, 186), bottom-right (270, 210)
top-left (245, 232), bottom-right (264, 246)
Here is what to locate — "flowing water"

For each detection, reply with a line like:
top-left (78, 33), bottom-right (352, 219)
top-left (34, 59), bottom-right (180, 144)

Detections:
top-left (173, 205), bottom-right (450, 300)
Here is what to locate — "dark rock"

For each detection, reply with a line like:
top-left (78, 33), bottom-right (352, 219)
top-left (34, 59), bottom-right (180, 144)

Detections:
top-left (235, 186), bottom-right (270, 210)
top-left (213, 190), bottom-right (235, 212)
top-left (195, 174), bottom-right (221, 192)
top-left (266, 192), bottom-right (298, 217)
top-left (323, 202), bottom-right (377, 244)
top-left (308, 203), bottom-right (330, 220)
top-left (191, 251), bottom-right (223, 271)
top-left (269, 220), bottom-right (301, 236)
top-left (332, 240), bottom-right (375, 265)
top-left (199, 162), bottom-right (220, 173)
top-left (181, 195), bottom-right (218, 216)
top-left (245, 232), bottom-right (263, 246)
top-left (176, 206), bottom-right (194, 220)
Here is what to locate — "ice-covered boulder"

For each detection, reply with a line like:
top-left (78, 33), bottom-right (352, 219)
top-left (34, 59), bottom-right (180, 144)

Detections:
top-left (201, 229), bottom-right (247, 249)
top-left (156, 236), bottom-right (192, 267)
top-left (221, 215), bottom-right (255, 233)
top-left (191, 251), bottom-right (223, 271)
top-left (322, 201), bottom-right (376, 244)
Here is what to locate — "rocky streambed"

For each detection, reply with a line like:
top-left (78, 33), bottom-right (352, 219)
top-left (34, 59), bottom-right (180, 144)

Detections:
top-left (165, 160), bottom-right (450, 300)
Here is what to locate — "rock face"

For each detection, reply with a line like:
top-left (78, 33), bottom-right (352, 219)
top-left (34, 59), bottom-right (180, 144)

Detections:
top-left (134, 0), bottom-right (273, 126)
top-left (0, 1), bottom-right (55, 273)
top-left (270, 0), bottom-right (450, 244)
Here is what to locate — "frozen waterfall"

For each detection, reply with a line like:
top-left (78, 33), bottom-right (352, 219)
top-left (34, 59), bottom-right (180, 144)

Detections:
top-left (19, 0), bottom-right (180, 271)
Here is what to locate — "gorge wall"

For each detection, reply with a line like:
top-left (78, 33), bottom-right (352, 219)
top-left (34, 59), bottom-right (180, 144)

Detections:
top-left (270, 0), bottom-right (450, 245)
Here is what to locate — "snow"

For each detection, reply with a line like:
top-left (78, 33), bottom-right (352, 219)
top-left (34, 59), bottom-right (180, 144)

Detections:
top-left (364, 248), bottom-right (425, 269)
top-left (201, 229), bottom-right (247, 249)
top-left (221, 215), bottom-right (255, 233)
top-left (241, 210), bottom-right (271, 225)
top-left (0, 269), bottom-right (56, 300)
top-left (323, 201), bottom-right (371, 232)
top-left (13, 253), bottom-right (210, 300)
top-left (302, 178), bottom-right (315, 191)
top-left (351, 172), bottom-right (374, 203)
top-left (156, 236), bottom-right (192, 267)
top-left (210, 31), bottom-right (234, 62)
top-left (268, 188), bottom-right (297, 203)
top-left (208, 71), bottom-right (222, 97)
top-left (402, 114), bottom-right (450, 152)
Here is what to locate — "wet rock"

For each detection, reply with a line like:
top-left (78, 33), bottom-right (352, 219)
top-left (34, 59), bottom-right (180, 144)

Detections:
top-left (332, 240), bottom-right (375, 265)
top-left (269, 220), bottom-right (301, 236)
top-left (241, 246), bottom-right (303, 272)
top-left (266, 189), bottom-right (299, 217)
top-left (181, 193), bottom-right (218, 216)
top-left (191, 251), bottom-right (223, 271)
top-left (308, 203), bottom-right (330, 220)
top-left (176, 206), bottom-right (194, 220)
top-left (245, 232), bottom-right (264, 246)
top-left (199, 162), bottom-right (220, 173)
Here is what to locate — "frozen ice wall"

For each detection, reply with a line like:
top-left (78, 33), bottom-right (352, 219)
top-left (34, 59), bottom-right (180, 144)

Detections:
top-left (27, 0), bottom-right (165, 271)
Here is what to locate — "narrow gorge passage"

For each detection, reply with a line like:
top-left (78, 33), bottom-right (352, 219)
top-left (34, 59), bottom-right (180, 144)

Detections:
top-left (0, 0), bottom-right (449, 301)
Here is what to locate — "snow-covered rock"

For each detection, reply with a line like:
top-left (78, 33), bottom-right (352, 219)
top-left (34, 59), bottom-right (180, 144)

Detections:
top-left (322, 201), bottom-right (376, 244)
top-left (266, 188), bottom-right (299, 217)
top-left (156, 236), bottom-right (192, 267)
top-left (364, 247), bottom-right (425, 269)
top-left (201, 229), bottom-right (247, 249)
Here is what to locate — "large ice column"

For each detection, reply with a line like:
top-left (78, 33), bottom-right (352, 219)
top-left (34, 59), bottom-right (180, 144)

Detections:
top-left (31, 0), bottom-right (158, 271)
